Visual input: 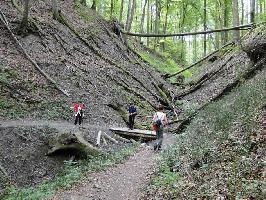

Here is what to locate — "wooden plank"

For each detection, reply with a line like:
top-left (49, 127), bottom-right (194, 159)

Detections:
top-left (109, 127), bottom-right (156, 139)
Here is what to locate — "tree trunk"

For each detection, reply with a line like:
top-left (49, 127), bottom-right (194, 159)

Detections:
top-left (154, 0), bottom-right (161, 49)
top-left (140, 0), bottom-right (147, 33)
top-left (19, 0), bottom-right (30, 33)
top-left (123, 24), bottom-right (252, 37)
top-left (146, 0), bottom-right (150, 46)
top-left (241, 0), bottom-right (244, 24)
top-left (119, 0), bottom-right (124, 22)
top-left (223, 0), bottom-right (229, 44)
top-left (215, 0), bottom-right (220, 49)
top-left (232, 0), bottom-right (240, 43)
top-left (162, 0), bottom-right (169, 51)
top-left (101, 0), bottom-right (106, 16)
top-left (127, 0), bottom-right (136, 32)
top-left (203, 0), bottom-right (207, 56)
top-left (193, 24), bottom-right (197, 62)
top-left (250, 0), bottom-right (255, 23)
top-left (110, 0), bottom-right (114, 18)
top-left (91, 0), bottom-right (97, 10)
top-left (125, 0), bottom-right (132, 31)
top-left (52, 0), bottom-right (60, 20)
top-left (80, 0), bottom-right (87, 6)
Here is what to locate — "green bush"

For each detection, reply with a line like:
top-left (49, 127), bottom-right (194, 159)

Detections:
top-left (149, 69), bottom-right (266, 198)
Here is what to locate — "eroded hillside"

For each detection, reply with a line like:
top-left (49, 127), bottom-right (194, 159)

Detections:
top-left (0, 0), bottom-right (176, 126)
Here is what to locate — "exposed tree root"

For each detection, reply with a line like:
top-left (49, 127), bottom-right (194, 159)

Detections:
top-left (107, 75), bottom-right (157, 109)
top-left (47, 132), bottom-right (103, 157)
top-left (207, 57), bottom-right (266, 103)
top-left (0, 10), bottom-right (70, 97)
top-left (57, 12), bottom-right (160, 102)
top-left (107, 103), bottom-right (129, 125)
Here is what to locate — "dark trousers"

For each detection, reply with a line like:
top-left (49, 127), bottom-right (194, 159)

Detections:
top-left (128, 114), bottom-right (136, 129)
top-left (74, 113), bottom-right (82, 125)
top-left (154, 127), bottom-right (163, 150)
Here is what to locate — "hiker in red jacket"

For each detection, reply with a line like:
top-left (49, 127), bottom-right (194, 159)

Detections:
top-left (73, 101), bottom-right (85, 125)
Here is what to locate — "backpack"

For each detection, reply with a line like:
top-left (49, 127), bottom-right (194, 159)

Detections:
top-left (153, 114), bottom-right (162, 127)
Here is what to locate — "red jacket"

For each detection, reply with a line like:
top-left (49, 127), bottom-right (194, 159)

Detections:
top-left (74, 103), bottom-right (84, 113)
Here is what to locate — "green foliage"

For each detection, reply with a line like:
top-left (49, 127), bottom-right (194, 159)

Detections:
top-left (35, 101), bottom-right (72, 120)
top-left (0, 65), bottom-right (17, 84)
top-left (0, 98), bottom-right (26, 119)
top-left (137, 51), bottom-right (191, 79)
top-left (149, 69), bottom-right (266, 198)
top-left (3, 144), bottom-right (139, 200)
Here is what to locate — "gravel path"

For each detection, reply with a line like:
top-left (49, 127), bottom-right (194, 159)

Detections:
top-left (50, 133), bottom-right (175, 200)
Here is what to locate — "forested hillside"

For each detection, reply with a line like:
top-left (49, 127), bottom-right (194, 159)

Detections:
top-left (0, 0), bottom-right (265, 199)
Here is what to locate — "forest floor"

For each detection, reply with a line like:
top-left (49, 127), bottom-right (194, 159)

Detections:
top-left (49, 133), bottom-right (175, 200)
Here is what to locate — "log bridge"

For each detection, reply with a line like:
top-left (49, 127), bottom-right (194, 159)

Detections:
top-left (109, 127), bottom-right (156, 141)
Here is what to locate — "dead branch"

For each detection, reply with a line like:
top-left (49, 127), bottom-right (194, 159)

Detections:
top-left (103, 132), bottom-right (119, 144)
top-left (96, 130), bottom-right (102, 146)
top-left (122, 24), bottom-right (253, 37)
top-left (113, 134), bottom-right (131, 143)
top-left (178, 55), bottom-right (234, 98)
top-left (0, 10), bottom-right (70, 97)
top-left (107, 75), bottom-right (157, 109)
top-left (58, 12), bottom-right (159, 100)
top-left (164, 42), bottom-right (234, 79)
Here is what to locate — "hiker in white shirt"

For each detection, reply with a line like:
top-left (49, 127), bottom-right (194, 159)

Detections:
top-left (152, 106), bottom-right (168, 151)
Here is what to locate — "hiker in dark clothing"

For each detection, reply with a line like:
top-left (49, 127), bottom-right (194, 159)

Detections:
top-left (128, 103), bottom-right (137, 130)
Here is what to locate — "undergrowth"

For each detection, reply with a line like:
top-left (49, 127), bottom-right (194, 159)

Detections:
top-left (137, 51), bottom-right (191, 80)
top-left (147, 68), bottom-right (266, 199)
top-left (2, 144), bottom-right (139, 200)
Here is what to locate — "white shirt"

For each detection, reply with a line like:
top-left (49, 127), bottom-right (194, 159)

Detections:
top-left (153, 111), bottom-right (167, 125)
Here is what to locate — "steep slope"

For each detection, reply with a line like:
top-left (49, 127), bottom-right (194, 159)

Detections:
top-left (0, 0), bottom-right (177, 194)
top-left (0, 0), bottom-right (175, 126)
top-left (143, 27), bottom-right (266, 199)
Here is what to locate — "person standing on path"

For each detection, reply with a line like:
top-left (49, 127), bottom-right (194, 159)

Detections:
top-left (73, 101), bottom-right (85, 125)
top-left (153, 106), bottom-right (168, 151)
top-left (128, 103), bottom-right (137, 130)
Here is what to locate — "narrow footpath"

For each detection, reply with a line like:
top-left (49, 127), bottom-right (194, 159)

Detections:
top-left (50, 133), bottom-right (175, 200)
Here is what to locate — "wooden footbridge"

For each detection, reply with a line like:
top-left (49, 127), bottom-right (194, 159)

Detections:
top-left (109, 127), bottom-right (156, 141)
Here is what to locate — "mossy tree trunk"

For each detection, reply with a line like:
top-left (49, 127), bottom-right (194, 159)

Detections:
top-left (19, 0), bottom-right (30, 34)
top-left (91, 0), bottom-right (97, 10)
top-left (52, 0), bottom-right (60, 20)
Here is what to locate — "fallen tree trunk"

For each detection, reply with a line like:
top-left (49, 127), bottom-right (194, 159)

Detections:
top-left (163, 42), bottom-right (234, 79)
top-left (173, 57), bottom-right (266, 134)
top-left (107, 75), bottom-right (158, 109)
top-left (178, 55), bottom-right (234, 98)
top-left (0, 10), bottom-right (70, 97)
top-left (122, 24), bottom-right (253, 37)
top-left (57, 12), bottom-right (157, 100)
top-left (110, 127), bottom-right (156, 141)
top-left (47, 132), bottom-right (102, 157)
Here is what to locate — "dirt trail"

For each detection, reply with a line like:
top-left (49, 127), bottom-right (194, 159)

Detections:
top-left (0, 120), bottom-right (110, 132)
top-left (50, 133), bottom-right (175, 200)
